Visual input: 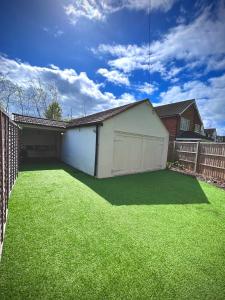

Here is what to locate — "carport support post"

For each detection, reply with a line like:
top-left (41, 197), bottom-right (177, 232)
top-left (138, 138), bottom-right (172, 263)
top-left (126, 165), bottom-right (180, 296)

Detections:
top-left (94, 124), bottom-right (99, 177)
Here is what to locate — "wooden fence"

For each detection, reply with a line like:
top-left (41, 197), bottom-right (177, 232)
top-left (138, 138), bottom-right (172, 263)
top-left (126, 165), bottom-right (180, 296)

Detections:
top-left (168, 141), bottom-right (225, 180)
top-left (0, 109), bottom-right (19, 256)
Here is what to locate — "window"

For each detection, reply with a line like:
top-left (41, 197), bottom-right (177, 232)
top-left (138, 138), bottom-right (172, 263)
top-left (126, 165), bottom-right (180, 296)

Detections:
top-left (180, 117), bottom-right (190, 131)
top-left (195, 124), bottom-right (201, 133)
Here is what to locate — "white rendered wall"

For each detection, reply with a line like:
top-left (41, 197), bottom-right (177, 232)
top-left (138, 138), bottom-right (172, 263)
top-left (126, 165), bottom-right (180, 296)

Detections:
top-left (97, 101), bottom-right (169, 178)
top-left (61, 126), bottom-right (96, 176)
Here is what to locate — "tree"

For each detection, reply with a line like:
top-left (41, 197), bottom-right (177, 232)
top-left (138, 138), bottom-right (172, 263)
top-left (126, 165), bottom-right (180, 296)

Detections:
top-left (0, 74), bottom-right (63, 117)
top-left (0, 74), bottom-right (17, 112)
top-left (29, 79), bottom-right (48, 117)
top-left (44, 101), bottom-right (62, 120)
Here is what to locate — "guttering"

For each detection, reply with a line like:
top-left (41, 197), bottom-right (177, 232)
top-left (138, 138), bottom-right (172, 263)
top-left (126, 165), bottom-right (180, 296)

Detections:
top-left (159, 114), bottom-right (179, 118)
top-left (94, 124), bottom-right (100, 177)
top-left (67, 121), bottom-right (103, 129)
top-left (16, 122), bottom-right (66, 130)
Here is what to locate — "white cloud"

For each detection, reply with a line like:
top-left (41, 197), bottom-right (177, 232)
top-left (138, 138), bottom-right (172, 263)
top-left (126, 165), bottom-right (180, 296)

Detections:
top-left (94, 44), bottom-right (150, 73)
top-left (136, 82), bottom-right (157, 95)
top-left (97, 68), bottom-right (130, 85)
top-left (94, 2), bottom-right (225, 79)
top-left (125, 0), bottom-right (176, 11)
top-left (156, 74), bottom-right (225, 135)
top-left (64, 0), bottom-right (177, 24)
top-left (149, 2), bottom-right (225, 73)
top-left (0, 55), bottom-right (135, 116)
top-left (117, 92), bottom-right (136, 104)
top-left (64, 1), bottom-right (104, 24)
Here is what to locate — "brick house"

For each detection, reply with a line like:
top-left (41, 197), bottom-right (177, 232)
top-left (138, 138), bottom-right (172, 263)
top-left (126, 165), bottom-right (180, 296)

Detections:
top-left (217, 136), bottom-right (225, 143)
top-left (155, 99), bottom-right (209, 141)
top-left (204, 128), bottom-right (217, 141)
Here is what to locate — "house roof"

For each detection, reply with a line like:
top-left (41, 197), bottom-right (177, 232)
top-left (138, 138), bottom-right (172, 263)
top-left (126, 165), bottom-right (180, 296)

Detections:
top-left (155, 99), bottom-right (195, 118)
top-left (176, 131), bottom-right (211, 140)
top-left (13, 114), bottom-right (68, 129)
top-left (67, 99), bottom-right (149, 128)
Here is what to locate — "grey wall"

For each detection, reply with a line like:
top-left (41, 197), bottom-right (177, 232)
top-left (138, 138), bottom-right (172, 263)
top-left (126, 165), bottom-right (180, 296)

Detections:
top-left (21, 128), bottom-right (61, 158)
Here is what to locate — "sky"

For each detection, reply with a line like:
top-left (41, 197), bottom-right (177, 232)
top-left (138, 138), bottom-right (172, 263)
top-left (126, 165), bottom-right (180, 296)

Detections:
top-left (0, 0), bottom-right (225, 134)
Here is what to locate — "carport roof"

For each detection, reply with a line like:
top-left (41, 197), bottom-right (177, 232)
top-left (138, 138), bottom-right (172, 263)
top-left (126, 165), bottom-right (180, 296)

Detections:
top-left (13, 114), bottom-right (68, 129)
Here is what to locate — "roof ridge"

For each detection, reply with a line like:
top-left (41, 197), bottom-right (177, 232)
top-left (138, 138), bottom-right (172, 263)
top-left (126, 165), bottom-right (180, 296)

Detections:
top-left (67, 99), bottom-right (150, 128)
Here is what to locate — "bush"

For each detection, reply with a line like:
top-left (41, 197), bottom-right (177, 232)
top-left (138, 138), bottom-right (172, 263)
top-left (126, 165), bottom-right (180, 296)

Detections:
top-left (167, 161), bottom-right (185, 170)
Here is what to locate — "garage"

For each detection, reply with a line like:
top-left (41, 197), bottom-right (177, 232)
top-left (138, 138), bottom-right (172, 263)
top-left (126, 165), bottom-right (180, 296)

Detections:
top-left (61, 99), bottom-right (169, 178)
top-left (14, 100), bottom-right (168, 177)
top-left (112, 132), bottom-right (164, 176)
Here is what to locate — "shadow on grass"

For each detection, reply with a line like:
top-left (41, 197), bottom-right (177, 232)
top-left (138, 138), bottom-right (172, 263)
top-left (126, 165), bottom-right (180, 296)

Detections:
top-left (21, 161), bottom-right (209, 205)
top-left (20, 159), bottom-right (63, 171)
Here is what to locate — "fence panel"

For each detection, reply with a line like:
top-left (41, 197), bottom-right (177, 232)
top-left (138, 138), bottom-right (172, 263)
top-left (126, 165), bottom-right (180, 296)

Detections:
top-left (168, 141), bottom-right (225, 180)
top-left (0, 109), bottom-right (19, 254)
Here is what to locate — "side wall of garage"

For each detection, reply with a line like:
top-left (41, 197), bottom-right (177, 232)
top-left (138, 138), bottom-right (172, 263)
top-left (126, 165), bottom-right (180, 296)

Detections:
top-left (61, 126), bottom-right (96, 176)
top-left (97, 102), bottom-right (169, 178)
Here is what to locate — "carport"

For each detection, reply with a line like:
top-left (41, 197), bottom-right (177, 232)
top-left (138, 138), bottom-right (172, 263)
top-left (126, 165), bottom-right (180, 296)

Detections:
top-left (13, 114), bottom-right (67, 160)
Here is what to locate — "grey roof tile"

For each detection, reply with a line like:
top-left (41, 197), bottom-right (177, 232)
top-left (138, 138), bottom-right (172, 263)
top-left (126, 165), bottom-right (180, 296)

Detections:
top-left (67, 99), bottom-right (149, 128)
top-left (13, 99), bottom-right (149, 129)
top-left (13, 114), bottom-right (68, 128)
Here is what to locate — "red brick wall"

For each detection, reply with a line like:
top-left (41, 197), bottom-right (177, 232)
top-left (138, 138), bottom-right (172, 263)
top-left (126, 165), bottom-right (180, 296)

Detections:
top-left (180, 104), bottom-right (202, 132)
top-left (161, 117), bottom-right (178, 140)
top-left (160, 103), bottom-right (203, 140)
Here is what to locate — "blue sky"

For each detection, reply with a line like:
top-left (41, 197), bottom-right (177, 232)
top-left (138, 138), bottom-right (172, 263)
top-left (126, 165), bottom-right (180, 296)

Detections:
top-left (0, 0), bottom-right (225, 134)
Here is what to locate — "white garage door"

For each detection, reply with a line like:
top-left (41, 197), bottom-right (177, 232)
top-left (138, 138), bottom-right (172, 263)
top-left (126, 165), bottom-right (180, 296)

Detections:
top-left (112, 131), bottom-right (164, 176)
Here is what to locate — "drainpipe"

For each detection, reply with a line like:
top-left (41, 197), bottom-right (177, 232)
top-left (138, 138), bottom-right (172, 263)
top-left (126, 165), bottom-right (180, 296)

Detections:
top-left (94, 124), bottom-right (99, 177)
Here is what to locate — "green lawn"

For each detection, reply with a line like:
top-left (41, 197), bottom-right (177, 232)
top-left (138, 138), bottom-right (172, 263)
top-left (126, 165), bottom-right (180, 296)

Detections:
top-left (0, 162), bottom-right (225, 300)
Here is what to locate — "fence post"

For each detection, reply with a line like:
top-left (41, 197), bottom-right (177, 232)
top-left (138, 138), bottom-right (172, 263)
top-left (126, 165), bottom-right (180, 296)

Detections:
top-left (173, 140), bottom-right (176, 162)
top-left (0, 112), bottom-right (3, 244)
top-left (194, 141), bottom-right (200, 173)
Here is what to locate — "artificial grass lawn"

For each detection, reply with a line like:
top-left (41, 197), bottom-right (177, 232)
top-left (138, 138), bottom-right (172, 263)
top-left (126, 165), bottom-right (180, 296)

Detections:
top-left (0, 163), bottom-right (225, 300)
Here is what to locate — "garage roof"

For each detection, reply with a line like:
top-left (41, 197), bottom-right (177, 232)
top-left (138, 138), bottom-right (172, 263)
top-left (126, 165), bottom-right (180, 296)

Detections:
top-left (13, 99), bottom-right (150, 129)
top-left (67, 99), bottom-right (149, 128)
